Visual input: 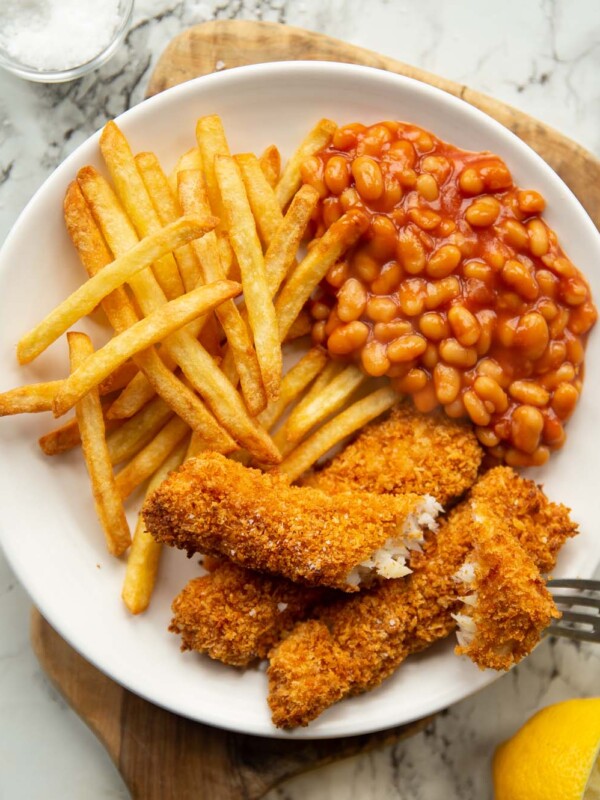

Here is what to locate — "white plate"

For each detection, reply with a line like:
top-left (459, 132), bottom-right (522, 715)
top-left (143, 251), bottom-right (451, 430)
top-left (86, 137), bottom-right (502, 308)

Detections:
top-left (1, 62), bottom-right (599, 739)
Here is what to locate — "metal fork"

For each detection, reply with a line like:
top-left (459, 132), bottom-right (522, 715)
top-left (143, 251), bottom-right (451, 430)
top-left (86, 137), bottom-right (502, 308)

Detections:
top-left (546, 579), bottom-right (600, 643)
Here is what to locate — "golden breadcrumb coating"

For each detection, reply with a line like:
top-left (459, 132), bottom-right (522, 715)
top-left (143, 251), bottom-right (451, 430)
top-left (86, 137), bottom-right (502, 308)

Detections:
top-left (144, 452), bottom-right (439, 591)
top-left (170, 561), bottom-right (330, 667)
top-left (454, 518), bottom-right (559, 670)
top-left (303, 405), bottom-right (482, 506)
top-left (267, 466), bottom-right (578, 727)
top-left (468, 466), bottom-right (578, 573)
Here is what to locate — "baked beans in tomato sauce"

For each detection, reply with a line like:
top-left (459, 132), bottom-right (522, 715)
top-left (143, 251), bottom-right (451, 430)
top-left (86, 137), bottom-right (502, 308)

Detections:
top-left (302, 121), bottom-right (597, 467)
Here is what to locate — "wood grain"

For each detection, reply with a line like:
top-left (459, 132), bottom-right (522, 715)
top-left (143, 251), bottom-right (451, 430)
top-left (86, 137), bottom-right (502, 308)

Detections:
top-left (147, 20), bottom-right (600, 230)
top-left (31, 609), bottom-right (431, 800)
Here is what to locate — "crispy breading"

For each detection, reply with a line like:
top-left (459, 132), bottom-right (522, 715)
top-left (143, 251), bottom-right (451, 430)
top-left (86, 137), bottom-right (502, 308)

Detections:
top-left (267, 467), bottom-right (578, 727)
top-left (468, 466), bottom-right (578, 573)
top-left (303, 405), bottom-right (483, 506)
top-left (170, 561), bottom-right (329, 667)
top-left (144, 452), bottom-right (440, 591)
top-left (453, 518), bottom-right (559, 671)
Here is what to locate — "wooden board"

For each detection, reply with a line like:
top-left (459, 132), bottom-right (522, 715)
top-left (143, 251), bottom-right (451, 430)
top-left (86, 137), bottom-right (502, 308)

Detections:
top-left (31, 19), bottom-right (600, 800)
top-left (31, 610), bottom-right (431, 800)
top-left (147, 20), bottom-right (600, 230)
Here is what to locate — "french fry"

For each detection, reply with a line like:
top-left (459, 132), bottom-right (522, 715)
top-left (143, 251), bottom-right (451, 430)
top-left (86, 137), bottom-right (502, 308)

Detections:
top-left (278, 386), bottom-right (399, 483)
top-left (264, 185), bottom-right (319, 297)
top-left (178, 168), bottom-right (267, 416)
top-left (195, 114), bottom-right (231, 229)
top-left (54, 280), bottom-right (241, 417)
top-left (215, 155), bottom-right (282, 402)
top-left (275, 209), bottom-right (369, 342)
top-left (121, 438), bottom-right (189, 614)
top-left (167, 147), bottom-right (202, 195)
top-left (78, 168), bottom-right (280, 463)
top-left (18, 215), bottom-right (215, 364)
top-left (107, 370), bottom-right (160, 419)
top-left (283, 364), bottom-right (367, 445)
top-left (38, 400), bottom-right (122, 456)
top-left (69, 332), bottom-right (131, 555)
top-left (257, 347), bottom-right (328, 432)
top-left (98, 361), bottom-right (139, 395)
top-left (107, 396), bottom-right (173, 465)
top-left (136, 151), bottom-right (203, 293)
top-left (275, 118), bottom-right (337, 209)
top-left (115, 415), bottom-right (190, 500)
top-left (259, 144), bottom-right (281, 188)
top-left (0, 381), bottom-right (63, 415)
top-left (235, 153), bottom-right (283, 248)
top-left (100, 121), bottom-right (185, 300)
top-left (284, 310), bottom-right (312, 342)
top-left (287, 359), bottom-right (343, 423)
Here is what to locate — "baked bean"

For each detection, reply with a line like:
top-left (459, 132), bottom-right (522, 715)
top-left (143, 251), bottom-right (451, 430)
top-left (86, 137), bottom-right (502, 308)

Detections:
top-left (352, 250), bottom-right (380, 283)
top-left (371, 261), bottom-right (402, 295)
top-left (374, 320), bottom-right (413, 342)
top-left (425, 277), bottom-right (461, 309)
top-left (473, 376), bottom-right (509, 413)
top-left (416, 173), bottom-right (439, 201)
top-left (465, 196), bottom-right (501, 227)
top-left (508, 380), bottom-right (550, 407)
top-left (421, 342), bottom-right (439, 370)
top-left (517, 189), bottom-right (545, 215)
top-left (352, 156), bottom-right (384, 201)
top-left (412, 382), bottom-right (439, 413)
top-left (434, 363), bottom-right (461, 404)
top-left (408, 207), bottom-right (442, 231)
top-left (427, 245), bottom-right (462, 279)
top-left (514, 312), bottom-right (549, 359)
top-left (463, 390), bottom-right (491, 426)
top-left (324, 155), bottom-right (350, 195)
top-left (511, 405), bottom-right (544, 453)
top-left (367, 216), bottom-right (397, 260)
top-left (398, 278), bottom-right (426, 316)
top-left (337, 278), bottom-right (368, 322)
top-left (475, 426), bottom-right (501, 448)
top-left (394, 368), bottom-right (429, 394)
top-left (326, 261), bottom-right (350, 289)
top-left (327, 321), bottom-right (369, 354)
top-left (551, 382), bottom-right (579, 420)
top-left (419, 312), bottom-right (449, 341)
top-left (361, 340), bottom-right (391, 377)
top-left (448, 305), bottom-right (481, 346)
top-left (421, 155), bottom-right (451, 183)
top-left (366, 296), bottom-right (398, 323)
top-left (339, 187), bottom-right (361, 211)
top-left (387, 334), bottom-right (428, 362)
top-left (500, 219), bottom-right (530, 250)
top-left (505, 445), bottom-right (550, 467)
top-left (501, 259), bottom-right (539, 301)
top-left (306, 119), bottom-right (595, 466)
top-left (459, 167), bottom-right (484, 195)
top-left (397, 229), bottom-right (426, 274)
top-left (439, 338), bottom-right (478, 368)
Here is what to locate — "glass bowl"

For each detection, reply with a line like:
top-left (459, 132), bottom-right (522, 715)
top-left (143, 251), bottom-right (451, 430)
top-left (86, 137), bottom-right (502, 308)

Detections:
top-left (0, 0), bottom-right (134, 83)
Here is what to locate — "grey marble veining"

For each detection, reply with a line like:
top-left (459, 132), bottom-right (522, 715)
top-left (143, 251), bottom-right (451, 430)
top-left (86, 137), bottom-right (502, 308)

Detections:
top-left (1, 1), bottom-right (600, 798)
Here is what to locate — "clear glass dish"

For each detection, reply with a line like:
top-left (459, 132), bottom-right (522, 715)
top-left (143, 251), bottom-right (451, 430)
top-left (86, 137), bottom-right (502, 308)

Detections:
top-left (0, 0), bottom-right (134, 83)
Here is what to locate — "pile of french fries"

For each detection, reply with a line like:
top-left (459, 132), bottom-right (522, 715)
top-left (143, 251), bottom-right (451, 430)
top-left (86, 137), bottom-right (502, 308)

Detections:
top-left (0, 115), bottom-right (399, 615)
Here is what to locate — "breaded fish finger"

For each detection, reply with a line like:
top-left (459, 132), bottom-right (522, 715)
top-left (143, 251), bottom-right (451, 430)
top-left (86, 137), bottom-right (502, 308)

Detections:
top-left (267, 467), bottom-right (577, 727)
top-left (143, 452), bottom-right (442, 592)
top-left (303, 405), bottom-right (483, 506)
top-left (170, 561), bottom-right (330, 667)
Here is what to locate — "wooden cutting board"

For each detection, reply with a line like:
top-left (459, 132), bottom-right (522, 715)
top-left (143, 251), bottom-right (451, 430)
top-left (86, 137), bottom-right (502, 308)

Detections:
top-left (31, 19), bottom-right (600, 800)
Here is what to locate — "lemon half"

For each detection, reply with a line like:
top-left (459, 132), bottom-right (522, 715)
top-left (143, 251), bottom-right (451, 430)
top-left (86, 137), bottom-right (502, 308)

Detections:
top-left (493, 698), bottom-right (600, 800)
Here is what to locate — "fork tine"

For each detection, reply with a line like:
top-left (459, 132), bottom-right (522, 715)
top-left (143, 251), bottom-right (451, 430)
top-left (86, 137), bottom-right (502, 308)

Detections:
top-left (551, 595), bottom-right (600, 610)
top-left (555, 609), bottom-right (599, 626)
top-left (546, 625), bottom-right (600, 644)
top-left (547, 578), bottom-right (600, 590)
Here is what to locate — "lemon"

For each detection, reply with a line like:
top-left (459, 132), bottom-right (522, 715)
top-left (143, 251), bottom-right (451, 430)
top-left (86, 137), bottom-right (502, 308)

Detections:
top-left (493, 698), bottom-right (600, 800)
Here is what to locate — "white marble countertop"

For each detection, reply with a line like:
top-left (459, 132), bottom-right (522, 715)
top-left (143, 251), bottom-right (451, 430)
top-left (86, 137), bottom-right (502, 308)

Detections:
top-left (1, 1), bottom-right (599, 798)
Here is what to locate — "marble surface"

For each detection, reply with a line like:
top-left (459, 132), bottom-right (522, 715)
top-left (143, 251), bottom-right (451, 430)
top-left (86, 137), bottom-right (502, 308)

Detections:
top-left (1, 0), bottom-right (599, 797)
